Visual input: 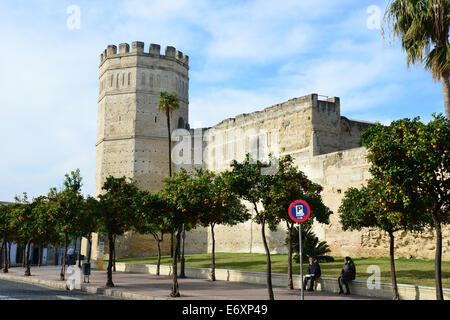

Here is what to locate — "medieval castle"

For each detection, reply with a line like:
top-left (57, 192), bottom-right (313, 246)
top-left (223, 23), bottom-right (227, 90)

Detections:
top-left (91, 41), bottom-right (449, 262)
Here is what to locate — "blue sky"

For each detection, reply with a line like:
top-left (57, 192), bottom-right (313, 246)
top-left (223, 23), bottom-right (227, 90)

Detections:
top-left (0, 0), bottom-right (445, 201)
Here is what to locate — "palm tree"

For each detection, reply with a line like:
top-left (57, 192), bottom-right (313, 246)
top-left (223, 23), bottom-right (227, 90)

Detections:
top-left (158, 91), bottom-right (180, 177)
top-left (157, 91), bottom-right (180, 258)
top-left (384, 0), bottom-right (450, 119)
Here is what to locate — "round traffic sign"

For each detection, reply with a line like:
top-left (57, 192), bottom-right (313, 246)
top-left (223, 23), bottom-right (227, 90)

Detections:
top-left (288, 200), bottom-right (311, 223)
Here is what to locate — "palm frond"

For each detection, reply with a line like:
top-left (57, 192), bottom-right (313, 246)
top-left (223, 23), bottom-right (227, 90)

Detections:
top-left (384, 0), bottom-right (449, 80)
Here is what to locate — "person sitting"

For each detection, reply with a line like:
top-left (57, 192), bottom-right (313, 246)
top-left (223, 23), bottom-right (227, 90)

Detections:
top-left (303, 256), bottom-right (321, 292)
top-left (338, 256), bottom-right (356, 295)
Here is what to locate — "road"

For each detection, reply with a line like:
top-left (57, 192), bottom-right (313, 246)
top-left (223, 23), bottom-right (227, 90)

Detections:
top-left (0, 278), bottom-right (121, 300)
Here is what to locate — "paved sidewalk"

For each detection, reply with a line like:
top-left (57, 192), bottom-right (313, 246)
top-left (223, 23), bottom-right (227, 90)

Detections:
top-left (0, 266), bottom-right (377, 300)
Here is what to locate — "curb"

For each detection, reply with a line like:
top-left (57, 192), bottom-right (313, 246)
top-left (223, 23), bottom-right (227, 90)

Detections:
top-left (0, 273), bottom-right (173, 300)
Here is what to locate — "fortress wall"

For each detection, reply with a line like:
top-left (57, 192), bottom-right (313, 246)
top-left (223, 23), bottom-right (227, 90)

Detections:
top-left (295, 147), bottom-right (450, 260)
top-left (184, 96), bottom-right (450, 260)
top-left (203, 95), bottom-right (316, 173)
top-left (184, 96), bottom-right (319, 255)
top-left (184, 203), bottom-right (291, 255)
top-left (295, 147), bottom-right (373, 257)
top-left (310, 97), bottom-right (341, 155)
top-left (310, 97), bottom-right (373, 155)
top-left (337, 117), bottom-right (374, 151)
top-left (185, 147), bottom-right (371, 256)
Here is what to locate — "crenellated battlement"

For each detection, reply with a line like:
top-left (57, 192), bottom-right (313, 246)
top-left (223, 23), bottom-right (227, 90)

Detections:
top-left (100, 41), bottom-right (189, 67)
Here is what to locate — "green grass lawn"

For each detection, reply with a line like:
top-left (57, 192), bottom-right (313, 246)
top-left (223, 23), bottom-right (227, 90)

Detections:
top-left (118, 252), bottom-right (450, 288)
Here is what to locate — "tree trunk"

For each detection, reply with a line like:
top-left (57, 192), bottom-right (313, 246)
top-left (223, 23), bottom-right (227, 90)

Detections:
top-left (432, 214), bottom-right (443, 300)
top-left (106, 232), bottom-right (115, 287)
top-left (24, 240), bottom-right (31, 276)
top-left (7, 241), bottom-right (11, 268)
top-left (78, 238), bottom-right (82, 268)
top-left (167, 108), bottom-right (175, 262)
top-left (156, 236), bottom-right (161, 276)
top-left (388, 231), bottom-right (399, 300)
top-left (170, 226), bottom-right (182, 297)
top-left (60, 232), bottom-right (68, 280)
top-left (170, 233), bottom-right (174, 258)
top-left (211, 224), bottom-right (216, 281)
top-left (152, 232), bottom-right (162, 276)
top-left (113, 235), bottom-right (116, 272)
top-left (73, 237), bottom-right (78, 266)
top-left (0, 239), bottom-right (4, 271)
top-left (166, 108), bottom-right (172, 177)
top-left (2, 233), bottom-right (7, 273)
top-left (87, 233), bottom-right (92, 263)
top-left (38, 245), bottom-right (42, 267)
top-left (287, 223), bottom-right (293, 289)
top-left (261, 219), bottom-right (274, 300)
top-left (177, 235), bottom-right (181, 263)
top-left (22, 246), bottom-right (26, 267)
top-left (442, 70), bottom-right (450, 120)
top-left (180, 224), bottom-right (186, 278)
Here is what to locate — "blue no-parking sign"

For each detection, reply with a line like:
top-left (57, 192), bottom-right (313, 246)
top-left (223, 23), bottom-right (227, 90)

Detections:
top-left (288, 200), bottom-right (311, 223)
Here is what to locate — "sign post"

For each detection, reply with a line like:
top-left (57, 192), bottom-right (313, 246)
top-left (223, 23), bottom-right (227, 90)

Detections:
top-left (288, 200), bottom-right (311, 301)
top-left (299, 223), bottom-right (303, 300)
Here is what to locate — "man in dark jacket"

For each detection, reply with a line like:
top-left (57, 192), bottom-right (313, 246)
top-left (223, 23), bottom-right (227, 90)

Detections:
top-left (303, 257), bottom-right (321, 291)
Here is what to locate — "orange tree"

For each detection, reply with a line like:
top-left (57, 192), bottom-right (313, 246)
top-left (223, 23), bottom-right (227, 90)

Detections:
top-left (159, 168), bottom-right (201, 297)
top-left (82, 196), bottom-right (102, 264)
top-left (192, 169), bottom-right (250, 281)
top-left (265, 155), bottom-right (332, 290)
top-left (10, 193), bottom-right (39, 276)
top-left (31, 196), bottom-right (63, 267)
top-left (97, 176), bottom-right (140, 288)
top-left (0, 204), bottom-right (14, 272)
top-left (70, 195), bottom-right (101, 267)
top-left (339, 178), bottom-right (424, 300)
top-left (1, 204), bottom-right (19, 270)
top-left (47, 169), bottom-right (85, 280)
top-left (228, 154), bottom-right (276, 300)
top-left (361, 114), bottom-right (449, 300)
top-left (133, 190), bottom-right (172, 276)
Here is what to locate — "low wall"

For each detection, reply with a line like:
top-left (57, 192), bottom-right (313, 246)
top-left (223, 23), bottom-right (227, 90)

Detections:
top-left (90, 261), bottom-right (449, 300)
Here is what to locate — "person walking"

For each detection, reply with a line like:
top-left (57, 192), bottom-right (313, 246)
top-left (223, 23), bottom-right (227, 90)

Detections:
top-left (338, 256), bottom-right (356, 295)
top-left (303, 257), bottom-right (321, 292)
top-left (66, 246), bottom-right (74, 266)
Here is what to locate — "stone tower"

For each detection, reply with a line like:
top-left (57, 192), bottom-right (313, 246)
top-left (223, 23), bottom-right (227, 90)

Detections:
top-left (93, 41), bottom-right (189, 258)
